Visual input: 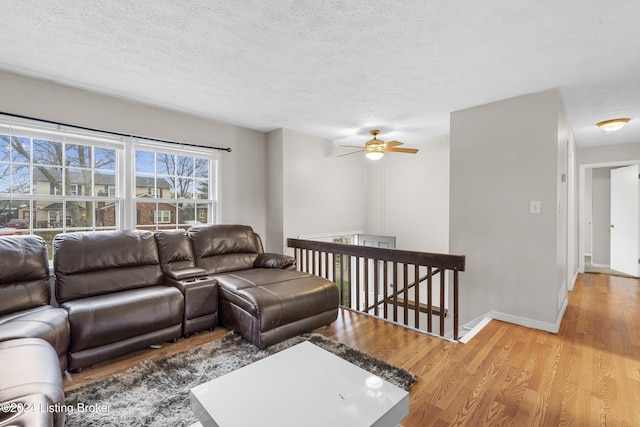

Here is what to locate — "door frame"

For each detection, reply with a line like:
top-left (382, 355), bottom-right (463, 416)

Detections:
top-left (578, 160), bottom-right (640, 275)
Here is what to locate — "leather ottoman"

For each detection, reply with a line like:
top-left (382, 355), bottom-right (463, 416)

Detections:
top-left (214, 268), bottom-right (339, 348)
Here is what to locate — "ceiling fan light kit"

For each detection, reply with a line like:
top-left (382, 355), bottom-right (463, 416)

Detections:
top-left (366, 151), bottom-right (384, 160)
top-left (340, 129), bottom-right (419, 159)
top-left (597, 118), bottom-right (630, 132)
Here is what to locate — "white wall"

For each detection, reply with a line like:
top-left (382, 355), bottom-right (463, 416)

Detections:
top-left (0, 70), bottom-right (269, 238)
top-left (265, 129), bottom-right (284, 252)
top-left (559, 100), bottom-right (579, 296)
top-left (364, 134), bottom-right (450, 253)
top-left (567, 134), bottom-right (580, 291)
top-left (267, 128), bottom-right (367, 253)
top-left (449, 89), bottom-right (570, 332)
top-left (578, 141), bottom-right (640, 165)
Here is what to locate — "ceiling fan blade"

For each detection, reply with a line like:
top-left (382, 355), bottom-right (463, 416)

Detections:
top-left (337, 149), bottom-right (365, 157)
top-left (384, 140), bottom-right (404, 147)
top-left (338, 131), bottom-right (417, 156)
top-left (385, 147), bottom-right (419, 154)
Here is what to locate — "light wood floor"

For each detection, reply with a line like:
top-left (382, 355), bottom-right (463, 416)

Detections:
top-left (64, 272), bottom-right (640, 426)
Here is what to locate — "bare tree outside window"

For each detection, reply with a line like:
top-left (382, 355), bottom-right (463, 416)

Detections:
top-left (134, 149), bottom-right (213, 229)
top-left (0, 132), bottom-right (118, 240)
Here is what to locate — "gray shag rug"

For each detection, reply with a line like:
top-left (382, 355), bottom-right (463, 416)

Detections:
top-left (65, 331), bottom-right (417, 426)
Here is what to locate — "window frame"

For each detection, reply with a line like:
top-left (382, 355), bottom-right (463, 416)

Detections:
top-left (1, 121), bottom-right (123, 235)
top-left (131, 140), bottom-right (219, 231)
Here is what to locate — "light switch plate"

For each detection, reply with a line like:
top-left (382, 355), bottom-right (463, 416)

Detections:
top-left (529, 200), bottom-right (541, 214)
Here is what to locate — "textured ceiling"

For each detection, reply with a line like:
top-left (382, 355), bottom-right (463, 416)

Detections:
top-left (0, 1), bottom-right (639, 148)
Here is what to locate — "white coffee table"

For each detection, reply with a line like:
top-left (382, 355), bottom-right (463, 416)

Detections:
top-left (190, 340), bottom-right (409, 426)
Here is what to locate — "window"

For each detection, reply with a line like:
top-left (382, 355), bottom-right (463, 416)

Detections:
top-left (1, 124), bottom-right (121, 255)
top-left (103, 185), bottom-right (116, 198)
top-left (0, 117), bottom-right (219, 255)
top-left (134, 145), bottom-right (217, 231)
top-left (153, 210), bottom-right (171, 223)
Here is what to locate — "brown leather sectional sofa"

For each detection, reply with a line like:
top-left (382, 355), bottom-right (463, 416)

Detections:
top-left (0, 224), bottom-right (339, 426)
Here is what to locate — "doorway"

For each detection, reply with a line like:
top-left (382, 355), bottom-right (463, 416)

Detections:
top-left (581, 163), bottom-right (640, 278)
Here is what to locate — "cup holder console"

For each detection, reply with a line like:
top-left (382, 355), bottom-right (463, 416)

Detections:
top-left (173, 274), bottom-right (218, 337)
top-left (184, 276), bottom-right (213, 283)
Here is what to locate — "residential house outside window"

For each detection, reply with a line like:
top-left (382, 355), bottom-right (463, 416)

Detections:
top-left (134, 145), bottom-right (217, 231)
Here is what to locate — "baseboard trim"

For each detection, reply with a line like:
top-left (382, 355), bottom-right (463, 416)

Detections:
top-left (489, 297), bottom-right (568, 334)
top-left (458, 297), bottom-right (570, 339)
top-left (591, 263), bottom-right (610, 268)
top-left (459, 317), bottom-right (491, 344)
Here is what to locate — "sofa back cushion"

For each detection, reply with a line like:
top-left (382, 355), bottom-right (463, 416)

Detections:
top-left (0, 235), bottom-right (50, 316)
top-left (54, 230), bottom-right (164, 303)
top-left (154, 229), bottom-right (196, 272)
top-left (189, 224), bottom-right (264, 274)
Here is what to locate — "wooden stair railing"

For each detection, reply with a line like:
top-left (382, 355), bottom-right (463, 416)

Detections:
top-left (287, 238), bottom-right (465, 340)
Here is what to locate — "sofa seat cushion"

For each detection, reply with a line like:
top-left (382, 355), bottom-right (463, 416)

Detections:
top-left (214, 268), bottom-right (339, 333)
top-left (0, 338), bottom-right (64, 426)
top-left (62, 286), bottom-right (184, 352)
top-left (0, 306), bottom-right (69, 367)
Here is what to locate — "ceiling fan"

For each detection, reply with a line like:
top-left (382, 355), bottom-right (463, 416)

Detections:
top-left (339, 130), bottom-right (419, 160)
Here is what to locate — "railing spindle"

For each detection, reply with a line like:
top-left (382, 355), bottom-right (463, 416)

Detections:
top-left (346, 255), bottom-right (352, 308)
top-left (427, 266), bottom-right (433, 333)
top-left (440, 271), bottom-right (446, 336)
top-left (355, 256), bottom-right (361, 311)
top-left (393, 262), bottom-right (398, 322)
top-left (339, 254), bottom-right (345, 306)
top-left (383, 261), bottom-right (389, 319)
top-left (414, 264), bottom-right (420, 329)
top-left (403, 263), bottom-right (409, 326)
top-left (364, 258), bottom-right (369, 314)
top-left (373, 259), bottom-right (380, 317)
top-left (454, 270), bottom-right (459, 340)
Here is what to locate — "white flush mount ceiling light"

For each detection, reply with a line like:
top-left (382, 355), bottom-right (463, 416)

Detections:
top-left (597, 118), bottom-right (630, 132)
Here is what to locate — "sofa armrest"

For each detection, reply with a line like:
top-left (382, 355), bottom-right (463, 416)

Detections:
top-left (165, 267), bottom-right (209, 281)
top-left (253, 253), bottom-right (296, 269)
